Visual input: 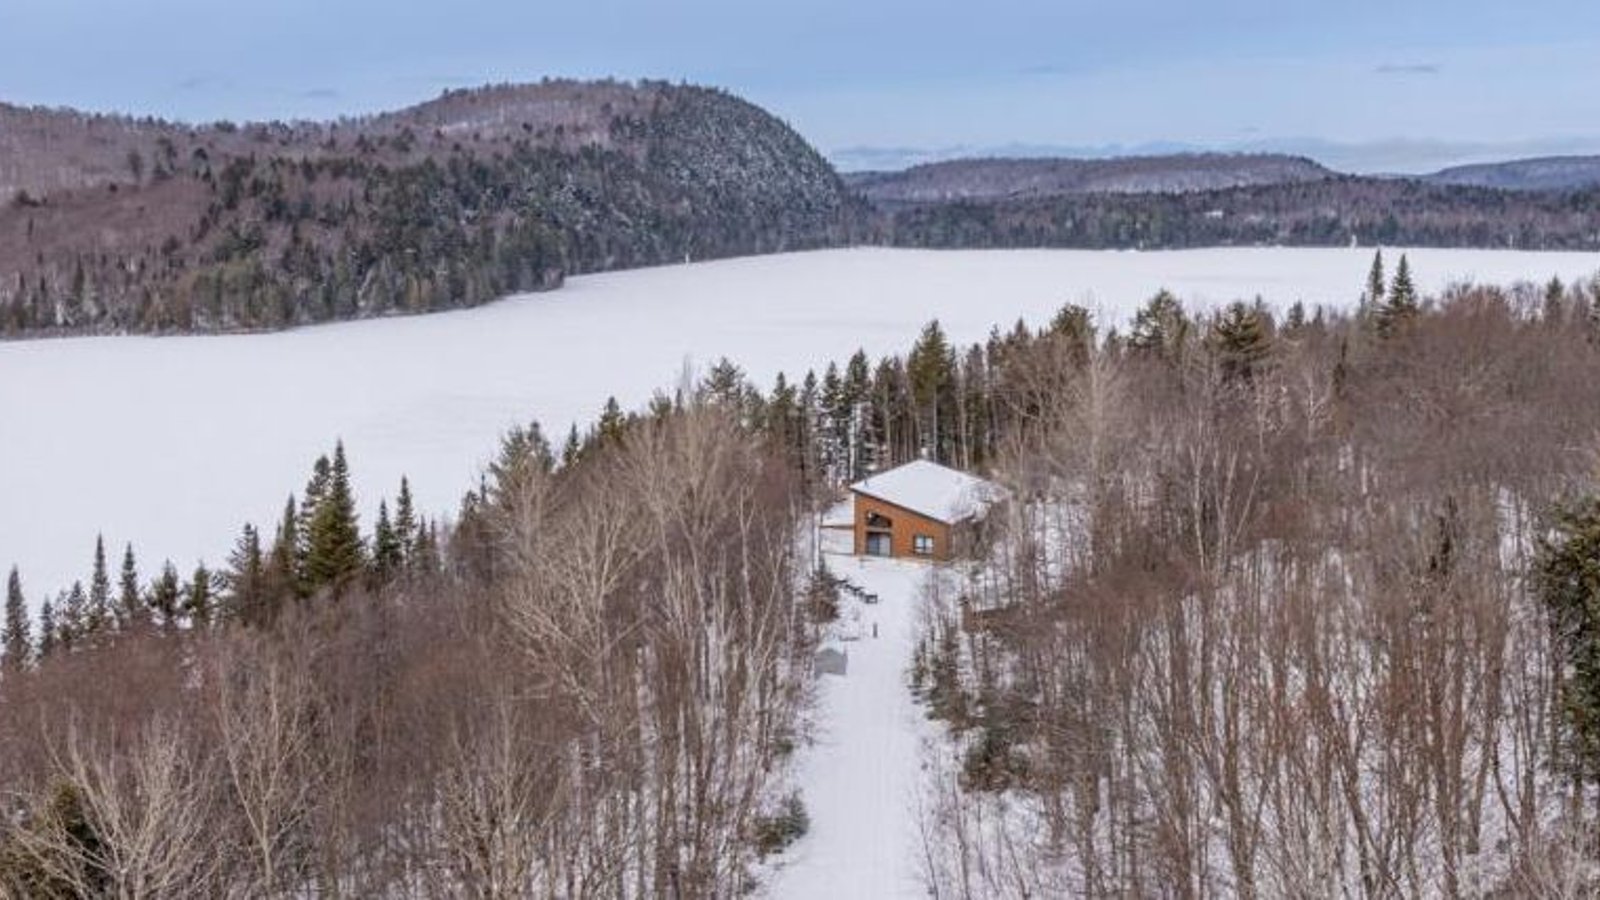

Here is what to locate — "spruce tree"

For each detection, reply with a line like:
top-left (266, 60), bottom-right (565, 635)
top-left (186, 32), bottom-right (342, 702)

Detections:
top-left (907, 320), bottom-right (956, 462)
top-left (597, 397), bottom-right (627, 446)
top-left (561, 425), bottom-right (582, 467)
top-left (37, 600), bottom-right (57, 659)
top-left (297, 455), bottom-right (332, 576)
top-left (394, 477), bottom-right (418, 569)
top-left (267, 496), bottom-right (302, 602)
top-left (185, 565), bottom-right (214, 629)
top-left (303, 442), bottom-right (364, 594)
top-left (118, 544), bottom-right (143, 630)
top-left (149, 562), bottom-right (181, 632)
top-left (372, 501), bottom-right (403, 581)
top-left (1377, 254), bottom-right (1419, 337)
top-left (225, 524), bottom-right (266, 626)
top-left (3, 567), bottom-right (30, 672)
top-left (86, 535), bottom-right (112, 637)
top-left (1538, 497), bottom-right (1600, 784)
top-left (58, 582), bottom-right (87, 650)
top-left (1364, 249), bottom-right (1385, 312)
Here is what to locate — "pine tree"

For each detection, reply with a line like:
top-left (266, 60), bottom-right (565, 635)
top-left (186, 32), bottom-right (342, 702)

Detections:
top-left (1129, 289), bottom-right (1190, 360)
top-left (3, 567), bottom-right (30, 672)
top-left (1210, 301), bottom-right (1273, 385)
top-left (118, 544), bottom-right (143, 630)
top-left (303, 442), bottom-right (364, 594)
top-left (487, 423), bottom-right (553, 512)
top-left (86, 535), bottom-right (112, 638)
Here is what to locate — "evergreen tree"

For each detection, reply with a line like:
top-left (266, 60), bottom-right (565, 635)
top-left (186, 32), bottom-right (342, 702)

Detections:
top-left (303, 442), bottom-right (364, 594)
top-left (37, 600), bottom-right (57, 659)
top-left (907, 320), bottom-right (956, 462)
top-left (266, 496), bottom-right (302, 602)
top-left (297, 455), bottom-right (332, 575)
top-left (372, 500), bottom-right (403, 582)
top-left (1129, 289), bottom-right (1190, 360)
top-left (1364, 249), bottom-right (1385, 312)
top-left (86, 535), bottom-right (112, 637)
top-left (394, 477), bottom-right (418, 568)
top-left (225, 523), bottom-right (266, 626)
top-left (1538, 497), bottom-right (1600, 785)
top-left (1376, 254), bottom-right (1419, 337)
top-left (117, 543), bottom-right (143, 630)
top-left (487, 423), bottom-right (554, 512)
top-left (3, 567), bottom-right (30, 672)
top-left (149, 562), bottom-right (182, 632)
top-left (597, 397), bottom-right (627, 446)
top-left (1210, 301), bottom-right (1273, 385)
top-left (185, 564), bottom-right (214, 628)
top-left (561, 425), bottom-right (582, 467)
top-left (58, 582), bottom-right (87, 650)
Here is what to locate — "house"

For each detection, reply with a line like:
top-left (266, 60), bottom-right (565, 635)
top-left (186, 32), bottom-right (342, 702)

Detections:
top-left (848, 459), bottom-right (1003, 561)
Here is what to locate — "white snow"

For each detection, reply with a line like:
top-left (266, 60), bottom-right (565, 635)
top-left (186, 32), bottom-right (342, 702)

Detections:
top-left (851, 459), bottom-right (1002, 524)
top-left (2, 246), bottom-right (1597, 605)
top-left (764, 555), bottom-right (936, 899)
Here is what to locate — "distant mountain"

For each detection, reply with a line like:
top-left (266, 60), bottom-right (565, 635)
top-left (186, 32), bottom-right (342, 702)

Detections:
top-left (0, 80), bottom-right (860, 336)
top-left (847, 154), bottom-right (1333, 206)
top-left (1421, 156), bottom-right (1600, 192)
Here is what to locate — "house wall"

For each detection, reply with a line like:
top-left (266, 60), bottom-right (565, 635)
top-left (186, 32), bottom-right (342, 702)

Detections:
top-left (852, 492), bottom-right (953, 561)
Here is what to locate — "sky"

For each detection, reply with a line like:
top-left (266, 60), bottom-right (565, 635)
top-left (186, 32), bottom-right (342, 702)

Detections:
top-left (3, 0), bottom-right (1599, 173)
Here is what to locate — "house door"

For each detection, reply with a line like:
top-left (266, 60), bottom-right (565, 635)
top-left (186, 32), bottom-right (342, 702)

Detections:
top-left (865, 532), bottom-right (892, 557)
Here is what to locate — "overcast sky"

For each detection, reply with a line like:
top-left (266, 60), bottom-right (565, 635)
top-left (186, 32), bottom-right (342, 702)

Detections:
top-left (4, 0), bottom-right (1599, 172)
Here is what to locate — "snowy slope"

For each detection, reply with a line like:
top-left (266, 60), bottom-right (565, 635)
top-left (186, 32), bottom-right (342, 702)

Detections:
top-left (1, 246), bottom-right (1597, 604)
top-left (764, 555), bottom-right (937, 898)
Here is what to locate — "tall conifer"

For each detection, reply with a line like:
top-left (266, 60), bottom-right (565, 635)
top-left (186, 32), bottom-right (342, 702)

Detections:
top-left (3, 567), bottom-right (29, 672)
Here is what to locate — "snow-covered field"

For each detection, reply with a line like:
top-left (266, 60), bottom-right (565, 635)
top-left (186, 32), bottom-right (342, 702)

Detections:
top-left (2, 246), bottom-right (1596, 603)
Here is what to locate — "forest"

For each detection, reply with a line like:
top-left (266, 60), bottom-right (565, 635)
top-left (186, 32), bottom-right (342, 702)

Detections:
top-left (6, 255), bottom-right (1600, 895)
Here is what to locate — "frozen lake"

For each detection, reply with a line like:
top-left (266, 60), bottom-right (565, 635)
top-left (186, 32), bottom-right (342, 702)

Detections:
top-left (2, 246), bottom-right (1596, 604)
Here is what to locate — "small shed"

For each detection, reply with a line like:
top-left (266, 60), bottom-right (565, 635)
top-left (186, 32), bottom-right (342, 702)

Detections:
top-left (814, 645), bottom-right (849, 677)
top-left (848, 460), bottom-right (1003, 561)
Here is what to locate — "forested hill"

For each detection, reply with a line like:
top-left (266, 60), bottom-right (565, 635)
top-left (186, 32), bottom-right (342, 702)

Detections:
top-left (847, 153), bottom-right (1334, 205)
top-left (0, 80), bottom-right (861, 336)
top-left (879, 175), bottom-right (1600, 251)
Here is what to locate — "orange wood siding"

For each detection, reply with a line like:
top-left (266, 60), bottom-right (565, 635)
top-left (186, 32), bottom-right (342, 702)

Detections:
top-left (852, 491), bottom-right (953, 561)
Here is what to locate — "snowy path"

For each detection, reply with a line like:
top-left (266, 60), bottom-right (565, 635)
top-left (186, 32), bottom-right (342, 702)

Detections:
top-left (765, 556), bottom-right (935, 899)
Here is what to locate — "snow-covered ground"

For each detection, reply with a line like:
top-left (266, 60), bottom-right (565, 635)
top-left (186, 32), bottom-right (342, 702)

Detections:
top-left (2, 246), bottom-right (1597, 603)
top-left (764, 554), bottom-right (937, 899)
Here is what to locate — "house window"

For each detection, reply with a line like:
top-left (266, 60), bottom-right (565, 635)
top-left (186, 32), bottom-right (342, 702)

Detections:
top-left (866, 532), bottom-right (892, 556)
top-left (913, 534), bottom-right (935, 556)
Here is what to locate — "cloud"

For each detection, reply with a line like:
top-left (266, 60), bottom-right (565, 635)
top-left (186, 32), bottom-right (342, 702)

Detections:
top-left (1375, 63), bottom-right (1440, 76)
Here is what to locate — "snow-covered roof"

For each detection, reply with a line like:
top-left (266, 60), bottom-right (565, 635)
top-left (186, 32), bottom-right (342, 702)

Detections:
top-left (848, 459), bottom-right (1003, 524)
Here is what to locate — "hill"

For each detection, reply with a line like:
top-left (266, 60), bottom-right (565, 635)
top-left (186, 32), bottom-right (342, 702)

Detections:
top-left (846, 153), bottom-right (1333, 206)
top-left (1422, 155), bottom-right (1600, 191)
top-left (0, 80), bottom-right (860, 336)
